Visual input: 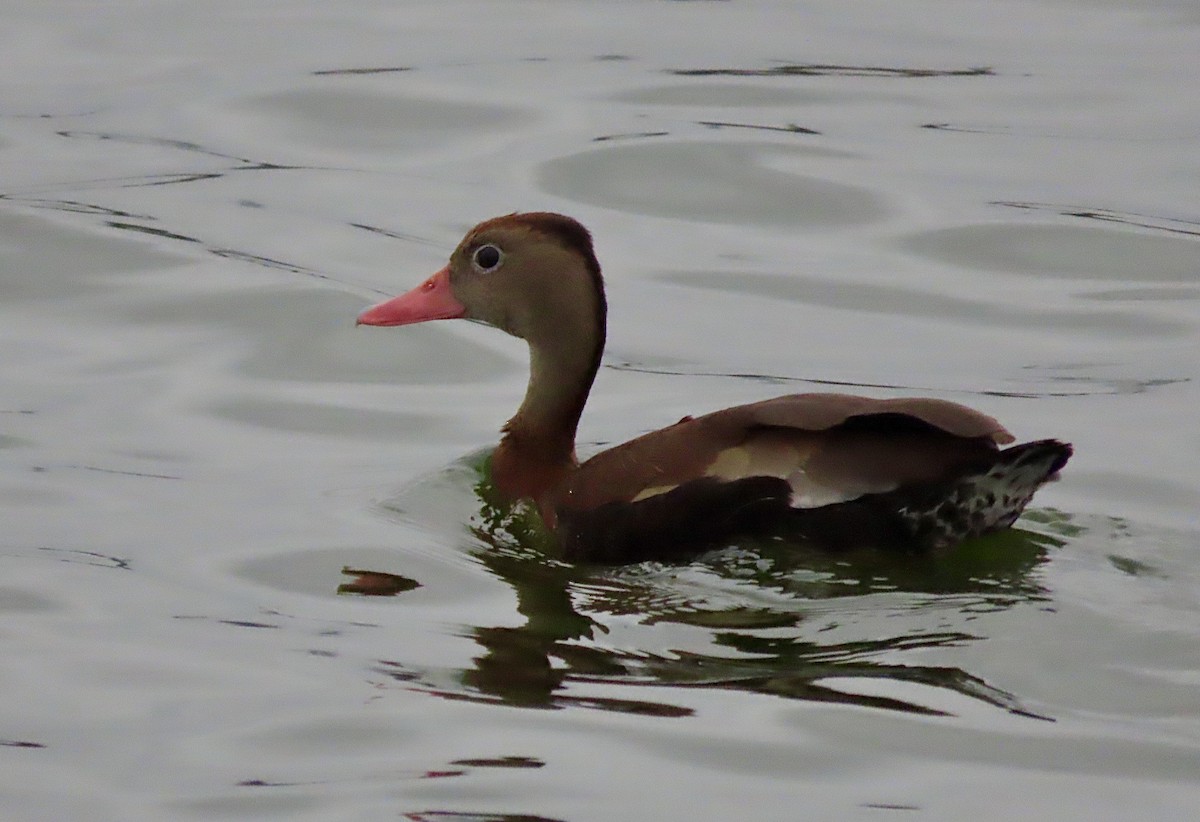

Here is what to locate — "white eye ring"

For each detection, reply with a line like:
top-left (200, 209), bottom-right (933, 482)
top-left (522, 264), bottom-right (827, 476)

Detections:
top-left (471, 244), bottom-right (503, 273)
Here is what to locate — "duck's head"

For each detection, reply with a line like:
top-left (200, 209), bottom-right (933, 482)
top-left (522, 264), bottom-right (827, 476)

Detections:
top-left (357, 212), bottom-right (606, 349)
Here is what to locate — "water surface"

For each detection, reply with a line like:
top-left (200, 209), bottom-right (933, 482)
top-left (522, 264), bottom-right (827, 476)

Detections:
top-left (2, 1), bottom-right (1199, 820)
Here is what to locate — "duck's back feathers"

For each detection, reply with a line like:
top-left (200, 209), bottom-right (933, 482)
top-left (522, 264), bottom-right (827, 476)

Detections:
top-left (561, 393), bottom-right (1011, 512)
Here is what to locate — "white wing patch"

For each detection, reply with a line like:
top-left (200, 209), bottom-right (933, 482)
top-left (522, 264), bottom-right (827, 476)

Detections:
top-left (626, 433), bottom-right (897, 508)
top-left (630, 484), bottom-right (680, 502)
top-left (704, 438), bottom-right (897, 509)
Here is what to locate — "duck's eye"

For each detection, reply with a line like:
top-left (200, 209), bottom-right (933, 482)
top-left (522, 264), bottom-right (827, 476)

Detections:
top-left (472, 244), bottom-right (503, 273)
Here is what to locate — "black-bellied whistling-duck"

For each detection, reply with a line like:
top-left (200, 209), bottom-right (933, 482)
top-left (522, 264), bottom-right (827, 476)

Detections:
top-left (358, 212), bottom-right (1071, 564)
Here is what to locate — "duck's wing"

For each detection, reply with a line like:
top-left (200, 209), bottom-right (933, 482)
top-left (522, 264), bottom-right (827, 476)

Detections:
top-left (561, 392), bottom-right (1012, 512)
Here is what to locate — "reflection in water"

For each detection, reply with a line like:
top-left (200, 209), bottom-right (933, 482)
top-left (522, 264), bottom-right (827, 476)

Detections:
top-left (405, 811), bottom-right (565, 822)
top-left (656, 267), bottom-right (1188, 338)
top-left (368, 457), bottom-right (1069, 720)
top-left (537, 141), bottom-right (887, 227)
top-left (903, 222), bottom-right (1199, 284)
top-left (311, 66), bottom-right (412, 76)
top-left (591, 130), bottom-right (670, 142)
top-left (606, 359), bottom-right (1186, 400)
top-left (921, 122), bottom-right (1013, 135)
top-left (992, 200), bottom-right (1200, 239)
top-left (338, 567), bottom-right (421, 596)
top-left (1, 131), bottom-right (395, 299)
top-left (697, 121), bottom-right (821, 136)
top-left (35, 546), bottom-right (132, 571)
top-left (669, 64), bottom-right (993, 78)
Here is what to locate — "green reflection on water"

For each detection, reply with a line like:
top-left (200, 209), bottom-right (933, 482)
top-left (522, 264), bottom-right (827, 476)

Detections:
top-left (376, 453), bottom-right (1070, 720)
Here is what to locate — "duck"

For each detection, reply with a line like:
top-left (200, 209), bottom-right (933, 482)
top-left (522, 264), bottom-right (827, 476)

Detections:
top-left (358, 212), bottom-right (1071, 564)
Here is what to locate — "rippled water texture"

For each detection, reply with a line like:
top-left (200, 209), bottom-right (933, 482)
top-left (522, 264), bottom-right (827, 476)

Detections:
top-left (2, 1), bottom-right (1199, 820)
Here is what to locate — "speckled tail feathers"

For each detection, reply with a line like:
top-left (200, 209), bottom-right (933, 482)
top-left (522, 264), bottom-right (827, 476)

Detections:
top-left (892, 438), bottom-right (1073, 553)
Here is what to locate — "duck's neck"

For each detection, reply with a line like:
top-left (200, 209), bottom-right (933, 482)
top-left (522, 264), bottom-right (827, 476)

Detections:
top-left (492, 325), bottom-right (604, 509)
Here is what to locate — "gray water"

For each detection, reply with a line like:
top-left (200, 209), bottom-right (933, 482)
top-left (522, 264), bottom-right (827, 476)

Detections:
top-left (3, 1), bottom-right (1199, 820)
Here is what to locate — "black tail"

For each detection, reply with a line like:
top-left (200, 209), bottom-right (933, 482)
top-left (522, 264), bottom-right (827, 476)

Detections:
top-left (887, 438), bottom-right (1072, 552)
top-left (788, 439), bottom-right (1073, 554)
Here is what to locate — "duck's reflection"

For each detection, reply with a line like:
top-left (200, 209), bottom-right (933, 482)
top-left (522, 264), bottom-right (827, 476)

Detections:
top-left (365, 470), bottom-right (1069, 720)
